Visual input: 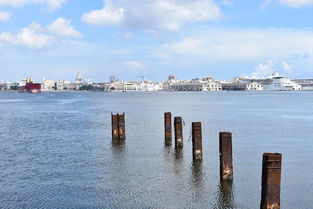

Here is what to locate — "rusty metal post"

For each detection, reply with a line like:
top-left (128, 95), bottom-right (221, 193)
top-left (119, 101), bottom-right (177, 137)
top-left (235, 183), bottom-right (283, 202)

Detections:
top-left (219, 132), bottom-right (233, 180)
top-left (192, 122), bottom-right (202, 161)
top-left (118, 113), bottom-right (126, 139)
top-left (111, 113), bottom-right (119, 139)
top-left (164, 112), bottom-right (172, 143)
top-left (174, 116), bottom-right (183, 148)
top-left (260, 153), bottom-right (282, 209)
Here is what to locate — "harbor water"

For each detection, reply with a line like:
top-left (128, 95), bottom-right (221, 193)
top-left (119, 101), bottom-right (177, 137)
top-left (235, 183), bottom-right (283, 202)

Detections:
top-left (0, 91), bottom-right (313, 209)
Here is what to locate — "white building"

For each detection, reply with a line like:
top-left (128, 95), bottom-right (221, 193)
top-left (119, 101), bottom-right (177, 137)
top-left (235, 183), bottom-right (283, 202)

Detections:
top-left (42, 80), bottom-right (56, 91)
top-left (106, 81), bottom-right (137, 91)
top-left (76, 72), bottom-right (83, 84)
top-left (246, 82), bottom-right (264, 91)
top-left (164, 75), bottom-right (222, 91)
top-left (138, 80), bottom-right (163, 91)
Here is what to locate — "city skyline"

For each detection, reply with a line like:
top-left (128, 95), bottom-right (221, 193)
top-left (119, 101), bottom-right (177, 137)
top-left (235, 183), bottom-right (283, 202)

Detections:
top-left (1, 0), bottom-right (313, 82)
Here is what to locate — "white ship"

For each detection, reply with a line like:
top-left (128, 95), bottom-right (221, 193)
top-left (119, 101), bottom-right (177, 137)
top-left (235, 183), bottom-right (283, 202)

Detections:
top-left (263, 72), bottom-right (301, 91)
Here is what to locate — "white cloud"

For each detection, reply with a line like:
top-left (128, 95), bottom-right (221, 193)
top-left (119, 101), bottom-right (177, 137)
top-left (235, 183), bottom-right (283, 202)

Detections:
top-left (122, 61), bottom-right (144, 69)
top-left (82, 0), bottom-right (124, 26)
top-left (82, 0), bottom-right (222, 31)
top-left (263, 0), bottom-right (313, 8)
top-left (251, 60), bottom-right (276, 78)
top-left (0, 0), bottom-right (68, 10)
top-left (0, 11), bottom-right (10, 21)
top-left (282, 61), bottom-right (293, 72)
top-left (47, 18), bottom-right (81, 38)
top-left (160, 28), bottom-right (313, 59)
top-left (0, 18), bottom-right (81, 49)
top-left (0, 23), bottom-right (52, 49)
top-left (279, 0), bottom-right (313, 8)
top-left (251, 59), bottom-right (294, 78)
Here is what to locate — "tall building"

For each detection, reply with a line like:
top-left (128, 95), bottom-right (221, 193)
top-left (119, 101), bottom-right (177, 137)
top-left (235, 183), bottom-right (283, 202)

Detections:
top-left (109, 76), bottom-right (118, 83)
top-left (76, 72), bottom-right (83, 84)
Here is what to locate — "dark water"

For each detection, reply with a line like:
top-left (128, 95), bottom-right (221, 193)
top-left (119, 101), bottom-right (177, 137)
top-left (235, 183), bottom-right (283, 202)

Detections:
top-left (0, 91), bottom-right (312, 209)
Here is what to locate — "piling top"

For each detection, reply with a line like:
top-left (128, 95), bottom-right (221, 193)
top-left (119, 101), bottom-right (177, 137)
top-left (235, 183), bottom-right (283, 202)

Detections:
top-left (164, 112), bottom-right (171, 116)
top-left (174, 116), bottom-right (182, 122)
top-left (192, 122), bottom-right (201, 126)
top-left (220, 132), bottom-right (232, 137)
top-left (111, 112), bottom-right (125, 115)
top-left (263, 153), bottom-right (282, 169)
top-left (263, 153), bottom-right (282, 160)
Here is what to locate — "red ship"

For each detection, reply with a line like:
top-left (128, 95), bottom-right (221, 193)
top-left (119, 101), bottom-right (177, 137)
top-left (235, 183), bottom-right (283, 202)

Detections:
top-left (18, 77), bottom-right (41, 93)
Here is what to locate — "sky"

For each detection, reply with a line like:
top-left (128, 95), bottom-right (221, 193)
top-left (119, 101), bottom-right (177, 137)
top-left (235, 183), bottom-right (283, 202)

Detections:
top-left (1, 0), bottom-right (313, 82)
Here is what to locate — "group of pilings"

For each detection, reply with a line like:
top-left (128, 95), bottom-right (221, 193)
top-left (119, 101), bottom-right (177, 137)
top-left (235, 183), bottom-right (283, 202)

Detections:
top-left (164, 112), bottom-right (233, 177)
top-left (111, 112), bottom-right (282, 209)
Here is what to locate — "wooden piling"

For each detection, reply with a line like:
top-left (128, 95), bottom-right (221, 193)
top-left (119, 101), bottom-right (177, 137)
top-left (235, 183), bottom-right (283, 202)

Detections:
top-left (219, 132), bottom-right (233, 180)
top-left (174, 116), bottom-right (183, 148)
top-left (118, 113), bottom-right (126, 139)
top-left (111, 113), bottom-right (126, 140)
top-left (111, 113), bottom-right (119, 139)
top-left (192, 122), bottom-right (202, 161)
top-left (260, 153), bottom-right (282, 209)
top-left (164, 112), bottom-right (172, 143)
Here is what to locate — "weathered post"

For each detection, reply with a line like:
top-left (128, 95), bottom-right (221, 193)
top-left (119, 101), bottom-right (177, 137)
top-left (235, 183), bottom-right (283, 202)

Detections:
top-left (192, 122), bottom-right (202, 161)
top-left (111, 113), bottom-right (119, 139)
top-left (260, 153), bottom-right (282, 209)
top-left (174, 116), bottom-right (183, 148)
top-left (111, 113), bottom-right (126, 140)
top-left (219, 132), bottom-right (233, 180)
top-left (164, 112), bottom-right (172, 144)
top-left (118, 113), bottom-right (126, 139)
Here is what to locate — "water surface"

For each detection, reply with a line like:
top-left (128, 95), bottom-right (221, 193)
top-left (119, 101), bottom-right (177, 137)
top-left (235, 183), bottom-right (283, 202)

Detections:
top-left (0, 91), bottom-right (312, 209)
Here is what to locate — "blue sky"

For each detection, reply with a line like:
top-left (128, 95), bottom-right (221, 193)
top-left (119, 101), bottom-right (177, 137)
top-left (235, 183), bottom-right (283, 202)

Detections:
top-left (1, 0), bottom-right (313, 82)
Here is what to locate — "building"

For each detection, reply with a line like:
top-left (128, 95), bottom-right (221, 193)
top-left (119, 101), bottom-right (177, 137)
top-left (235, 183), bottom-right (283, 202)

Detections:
top-left (292, 79), bottom-right (313, 91)
top-left (168, 81), bottom-right (204, 91)
top-left (138, 80), bottom-right (163, 91)
top-left (222, 82), bottom-right (263, 91)
top-left (164, 75), bottom-right (222, 91)
top-left (42, 80), bottom-right (56, 91)
top-left (105, 81), bottom-right (137, 91)
top-left (76, 72), bottom-right (83, 84)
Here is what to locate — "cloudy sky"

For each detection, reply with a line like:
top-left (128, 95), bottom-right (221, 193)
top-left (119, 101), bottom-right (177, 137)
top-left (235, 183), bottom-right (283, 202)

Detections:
top-left (0, 0), bottom-right (313, 82)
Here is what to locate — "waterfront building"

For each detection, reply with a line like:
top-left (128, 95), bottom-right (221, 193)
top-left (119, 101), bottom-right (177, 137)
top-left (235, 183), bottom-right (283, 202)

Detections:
top-left (138, 80), bottom-right (163, 91)
top-left (125, 82), bottom-right (138, 91)
top-left (42, 80), bottom-right (56, 91)
top-left (74, 72), bottom-right (93, 90)
top-left (202, 76), bottom-right (222, 91)
top-left (222, 82), bottom-right (263, 91)
top-left (0, 82), bottom-right (18, 91)
top-left (292, 79), bottom-right (313, 91)
top-left (164, 75), bottom-right (222, 91)
top-left (106, 81), bottom-right (137, 91)
top-left (168, 80), bottom-right (204, 91)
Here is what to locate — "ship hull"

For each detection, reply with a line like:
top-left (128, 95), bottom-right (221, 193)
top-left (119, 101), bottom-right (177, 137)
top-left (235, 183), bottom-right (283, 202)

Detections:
top-left (18, 83), bottom-right (41, 93)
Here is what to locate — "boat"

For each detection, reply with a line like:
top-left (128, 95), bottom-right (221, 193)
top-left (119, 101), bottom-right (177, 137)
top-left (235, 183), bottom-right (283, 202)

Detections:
top-left (263, 72), bottom-right (301, 91)
top-left (18, 77), bottom-right (41, 93)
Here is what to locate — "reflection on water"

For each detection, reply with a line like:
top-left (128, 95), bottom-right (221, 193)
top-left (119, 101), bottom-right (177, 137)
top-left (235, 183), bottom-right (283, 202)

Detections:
top-left (174, 147), bottom-right (183, 160)
top-left (191, 160), bottom-right (203, 186)
top-left (164, 138), bottom-right (172, 146)
top-left (214, 180), bottom-right (237, 209)
top-left (112, 138), bottom-right (125, 147)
